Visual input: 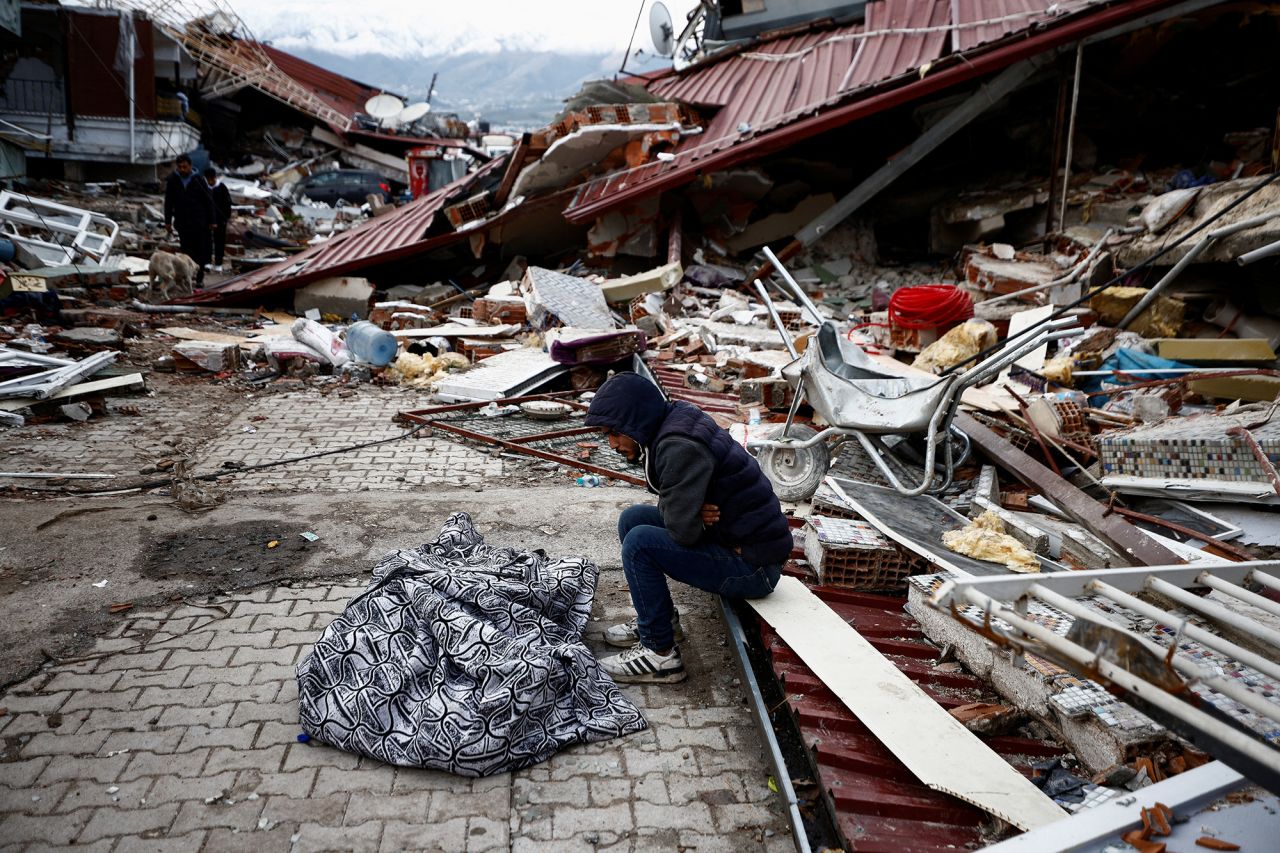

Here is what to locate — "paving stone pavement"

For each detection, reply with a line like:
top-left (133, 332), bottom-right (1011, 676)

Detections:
top-left (0, 574), bottom-right (794, 852)
top-left (189, 388), bottom-right (515, 493)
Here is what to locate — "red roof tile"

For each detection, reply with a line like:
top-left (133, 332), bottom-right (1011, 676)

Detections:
top-left (564, 0), bottom-right (1179, 225)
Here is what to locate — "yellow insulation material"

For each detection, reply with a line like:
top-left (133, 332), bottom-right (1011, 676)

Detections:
top-left (942, 511), bottom-right (1040, 573)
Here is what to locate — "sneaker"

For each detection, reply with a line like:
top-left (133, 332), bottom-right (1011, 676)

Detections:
top-left (604, 608), bottom-right (683, 648)
top-left (600, 643), bottom-right (686, 684)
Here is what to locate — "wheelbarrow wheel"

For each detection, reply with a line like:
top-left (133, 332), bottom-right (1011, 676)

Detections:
top-left (758, 424), bottom-right (830, 502)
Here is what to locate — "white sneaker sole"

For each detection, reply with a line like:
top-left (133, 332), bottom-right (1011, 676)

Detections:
top-left (606, 666), bottom-right (688, 684)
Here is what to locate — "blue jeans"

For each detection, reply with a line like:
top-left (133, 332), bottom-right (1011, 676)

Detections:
top-left (618, 504), bottom-right (781, 651)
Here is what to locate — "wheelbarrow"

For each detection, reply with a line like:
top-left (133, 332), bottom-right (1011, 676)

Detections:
top-left (746, 247), bottom-right (1081, 500)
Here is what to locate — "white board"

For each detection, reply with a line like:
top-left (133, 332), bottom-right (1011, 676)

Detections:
top-left (747, 576), bottom-right (1066, 831)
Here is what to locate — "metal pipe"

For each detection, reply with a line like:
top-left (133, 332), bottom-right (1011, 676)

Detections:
top-left (1238, 237), bottom-right (1280, 266)
top-left (1250, 569), bottom-right (1280, 595)
top-left (958, 587), bottom-right (1280, 779)
top-left (1086, 581), bottom-right (1280, 683)
top-left (1030, 585), bottom-right (1280, 725)
top-left (0, 472), bottom-right (117, 479)
top-left (1120, 211), bottom-right (1280, 329)
top-left (1197, 571), bottom-right (1280, 619)
top-left (718, 598), bottom-right (812, 853)
top-left (1058, 42), bottom-right (1084, 231)
top-left (753, 280), bottom-right (799, 359)
top-left (763, 246), bottom-right (825, 325)
top-left (976, 227), bottom-right (1114, 308)
top-left (1147, 576), bottom-right (1280, 651)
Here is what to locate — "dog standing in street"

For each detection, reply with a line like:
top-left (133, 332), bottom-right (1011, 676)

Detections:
top-left (148, 250), bottom-right (200, 302)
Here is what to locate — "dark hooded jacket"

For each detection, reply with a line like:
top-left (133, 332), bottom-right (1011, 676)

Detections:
top-left (585, 372), bottom-right (792, 567)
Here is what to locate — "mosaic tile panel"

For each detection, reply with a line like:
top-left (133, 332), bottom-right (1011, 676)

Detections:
top-left (1097, 409), bottom-right (1280, 482)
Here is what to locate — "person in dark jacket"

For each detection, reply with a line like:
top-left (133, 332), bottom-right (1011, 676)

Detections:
top-left (584, 372), bottom-right (791, 683)
top-left (204, 167), bottom-right (232, 272)
top-left (163, 154), bottom-right (215, 285)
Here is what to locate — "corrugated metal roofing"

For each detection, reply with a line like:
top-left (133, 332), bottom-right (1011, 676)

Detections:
top-left (565, 0), bottom-right (1175, 224)
top-left (759, 579), bottom-right (1068, 851)
top-left (196, 157), bottom-right (506, 302)
top-left (259, 43), bottom-right (383, 122)
top-left (951, 0), bottom-right (1063, 53)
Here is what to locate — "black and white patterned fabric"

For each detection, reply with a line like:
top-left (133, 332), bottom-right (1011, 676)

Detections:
top-left (296, 512), bottom-right (647, 776)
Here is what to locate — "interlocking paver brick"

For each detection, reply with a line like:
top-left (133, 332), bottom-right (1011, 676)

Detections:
top-left (232, 768), bottom-right (315, 799)
top-left (76, 801), bottom-right (180, 843)
top-left (51, 778), bottom-right (153, 814)
top-left (379, 817), bottom-right (466, 853)
top-left (0, 780), bottom-right (68, 815)
top-left (203, 826), bottom-right (295, 853)
top-left (0, 810), bottom-right (91, 847)
top-left (2, 756), bottom-right (51, 788)
top-left (0, 568), bottom-right (789, 851)
top-left (132, 769), bottom-right (236, 805)
top-left (261, 792), bottom-right (348, 826)
top-left (113, 832), bottom-right (208, 853)
top-left (98, 728), bottom-right (184, 756)
top-left (311, 764), bottom-right (393, 797)
top-left (290, 821), bottom-right (381, 853)
top-left (35, 754), bottom-right (126, 786)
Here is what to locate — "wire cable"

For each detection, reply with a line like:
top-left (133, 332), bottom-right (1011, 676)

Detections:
top-left (888, 285), bottom-right (974, 329)
top-left (17, 421), bottom-right (432, 496)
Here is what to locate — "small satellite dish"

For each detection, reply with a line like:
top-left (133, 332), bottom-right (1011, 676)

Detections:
top-left (398, 102), bottom-right (432, 125)
top-left (364, 94), bottom-right (406, 125)
top-left (649, 2), bottom-right (675, 57)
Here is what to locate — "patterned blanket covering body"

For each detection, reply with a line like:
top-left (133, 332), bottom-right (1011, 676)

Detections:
top-left (297, 512), bottom-right (646, 776)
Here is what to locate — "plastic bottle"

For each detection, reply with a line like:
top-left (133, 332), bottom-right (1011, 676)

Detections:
top-left (345, 321), bottom-right (399, 366)
top-left (576, 475), bottom-right (603, 487)
top-left (748, 408), bottom-right (762, 426)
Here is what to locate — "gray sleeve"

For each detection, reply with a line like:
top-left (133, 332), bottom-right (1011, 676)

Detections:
top-left (654, 437), bottom-right (715, 547)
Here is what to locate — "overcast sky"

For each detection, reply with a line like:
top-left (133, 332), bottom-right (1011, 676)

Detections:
top-left (233, 0), bottom-right (699, 58)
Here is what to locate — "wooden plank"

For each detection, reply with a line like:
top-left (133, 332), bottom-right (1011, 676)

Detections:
top-left (748, 577), bottom-right (1067, 831)
top-left (0, 373), bottom-right (145, 411)
top-left (956, 412), bottom-right (1183, 566)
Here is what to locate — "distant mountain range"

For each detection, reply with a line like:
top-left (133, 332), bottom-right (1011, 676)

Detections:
top-left (285, 47), bottom-right (666, 130)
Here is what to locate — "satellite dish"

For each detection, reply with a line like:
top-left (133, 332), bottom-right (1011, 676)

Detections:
top-left (398, 102), bottom-right (432, 125)
top-left (649, 2), bottom-right (674, 57)
top-left (364, 93), bottom-right (406, 126)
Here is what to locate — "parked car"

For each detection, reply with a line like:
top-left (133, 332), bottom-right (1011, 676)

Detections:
top-left (295, 169), bottom-right (395, 205)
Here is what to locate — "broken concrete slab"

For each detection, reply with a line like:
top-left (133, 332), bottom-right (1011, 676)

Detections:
top-left (599, 262), bottom-right (682, 303)
top-left (293, 276), bottom-right (374, 320)
top-left (53, 327), bottom-right (123, 347)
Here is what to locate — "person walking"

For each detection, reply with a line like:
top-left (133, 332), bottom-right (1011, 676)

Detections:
top-left (204, 167), bottom-right (232, 272)
top-left (163, 153), bottom-right (215, 286)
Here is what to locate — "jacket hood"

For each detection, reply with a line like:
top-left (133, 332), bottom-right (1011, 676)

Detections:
top-left (584, 373), bottom-right (669, 447)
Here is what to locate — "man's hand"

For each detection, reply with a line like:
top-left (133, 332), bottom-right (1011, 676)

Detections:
top-left (699, 503), bottom-right (720, 526)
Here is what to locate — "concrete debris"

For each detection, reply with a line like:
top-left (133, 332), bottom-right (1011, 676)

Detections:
top-left (3, 4), bottom-right (1280, 850)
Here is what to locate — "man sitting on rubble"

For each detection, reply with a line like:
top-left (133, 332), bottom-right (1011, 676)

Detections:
top-left (585, 372), bottom-right (792, 684)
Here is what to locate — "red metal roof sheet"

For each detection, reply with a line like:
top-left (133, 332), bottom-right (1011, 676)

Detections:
top-left (759, 578), bottom-right (1067, 851)
top-left (259, 43), bottom-right (383, 123)
top-left (844, 0), bottom-right (951, 90)
top-left (564, 0), bottom-right (1177, 225)
top-left (950, 0), bottom-right (1063, 53)
top-left (194, 157), bottom-right (507, 302)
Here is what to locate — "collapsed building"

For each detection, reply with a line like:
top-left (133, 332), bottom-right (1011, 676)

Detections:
top-left (3, 1), bottom-right (1280, 852)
